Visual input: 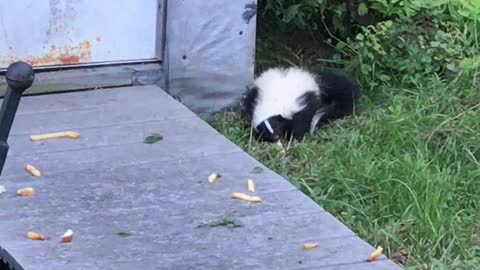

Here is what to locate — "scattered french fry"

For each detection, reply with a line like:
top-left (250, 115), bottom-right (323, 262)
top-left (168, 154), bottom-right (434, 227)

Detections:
top-left (0, 185), bottom-right (6, 194)
top-left (27, 231), bottom-right (45, 240)
top-left (303, 243), bottom-right (319, 250)
top-left (231, 192), bottom-right (262, 202)
top-left (25, 164), bottom-right (41, 177)
top-left (208, 173), bottom-right (221, 183)
top-left (60, 229), bottom-right (73, 243)
top-left (17, 187), bottom-right (35, 196)
top-left (30, 131), bottom-right (80, 141)
top-left (247, 179), bottom-right (256, 192)
top-left (367, 246), bottom-right (384, 262)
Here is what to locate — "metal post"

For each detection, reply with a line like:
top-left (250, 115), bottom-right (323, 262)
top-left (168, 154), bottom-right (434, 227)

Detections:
top-left (0, 61), bottom-right (35, 176)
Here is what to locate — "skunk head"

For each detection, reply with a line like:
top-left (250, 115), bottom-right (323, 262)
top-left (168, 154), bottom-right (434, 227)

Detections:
top-left (253, 114), bottom-right (289, 142)
top-left (244, 67), bottom-right (319, 142)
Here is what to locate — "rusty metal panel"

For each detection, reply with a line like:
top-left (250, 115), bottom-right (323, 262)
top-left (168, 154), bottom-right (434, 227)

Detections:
top-left (0, 0), bottom-right (160, 69)
top-left (162, 0), bottom-right (258, 119)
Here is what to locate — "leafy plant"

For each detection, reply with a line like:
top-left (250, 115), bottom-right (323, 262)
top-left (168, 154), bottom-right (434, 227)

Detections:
top-left (262, 0), bottom-right (325, 30)
top-left (334, 2), bottom-right (480, 91)
top-left (259, 0), bottom-right (361, 38)
top-left (219, 0), bottom-right (480, 268)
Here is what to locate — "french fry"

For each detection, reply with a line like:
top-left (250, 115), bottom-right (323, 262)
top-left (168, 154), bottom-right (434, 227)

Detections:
top-left (231, 192), bottom-right (262, 202)
top-left (17, 187), bottom-right (35, 196)
top-left (27, 231), bottom-right (45, 240)
top-left (247, 179), bottom-right (256, 192)
top-left (367, 246), bottom-right (384, 262)
top-left (208, 173), bottom-right (221, 183)
top-left (30, 131), bottom-right (80, 141)
top-left (25, 164), bottom-right (41, 177)
top-left (303, 243), bottom-right (319, 250)
top-left (60, 229), bottom-right (74, 243)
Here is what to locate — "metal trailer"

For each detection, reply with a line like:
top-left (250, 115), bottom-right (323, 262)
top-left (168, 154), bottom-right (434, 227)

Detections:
top-left (0, 0), bottom-right (257, 119)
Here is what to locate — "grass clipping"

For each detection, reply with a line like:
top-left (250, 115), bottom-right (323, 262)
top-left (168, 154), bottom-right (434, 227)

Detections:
top-left (144, 133), bottom-right (163, 144)
top-left (197, 215), bottom-right (243, 229)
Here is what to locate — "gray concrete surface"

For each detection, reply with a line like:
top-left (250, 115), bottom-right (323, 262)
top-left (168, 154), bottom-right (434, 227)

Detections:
top-left (0, 85), bottom-right (402, 269)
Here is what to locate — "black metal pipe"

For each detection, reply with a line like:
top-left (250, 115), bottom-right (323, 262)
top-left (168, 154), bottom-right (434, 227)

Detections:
top-left (0, 61), bottom-right (35, 176)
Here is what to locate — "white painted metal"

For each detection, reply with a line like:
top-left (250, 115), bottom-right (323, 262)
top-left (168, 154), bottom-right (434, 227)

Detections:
top-left (0, 0), bottom-right (160, 69)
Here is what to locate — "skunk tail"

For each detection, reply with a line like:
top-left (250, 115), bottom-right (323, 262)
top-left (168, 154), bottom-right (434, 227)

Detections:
top-left (315, 70), bottom-right (361, 124)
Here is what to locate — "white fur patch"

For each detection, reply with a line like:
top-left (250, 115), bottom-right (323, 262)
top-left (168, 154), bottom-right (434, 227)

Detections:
top-left (252, 67), bottom-right (320, 126)
top-left (310, 110), bottom-right (325, 134)
top-left (264, 120), bottom-right (274, 134)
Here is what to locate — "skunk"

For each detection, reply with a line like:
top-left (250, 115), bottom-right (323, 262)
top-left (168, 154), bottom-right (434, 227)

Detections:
top-left (243, 66), bottom-right (361, 142)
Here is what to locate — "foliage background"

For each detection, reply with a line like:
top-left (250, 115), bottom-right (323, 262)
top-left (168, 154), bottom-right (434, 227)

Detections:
top-left (212, 1), bottom-right (480, 269)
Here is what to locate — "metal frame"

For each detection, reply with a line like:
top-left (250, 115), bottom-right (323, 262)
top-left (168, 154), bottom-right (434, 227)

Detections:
top-left (155, 0), bottom-right (168, 62)
top-left (0, 0), bottom-right (259, 121)
top-left (160, 0), bottom-right (258, 119)
top-left (0, 0), bottom-right (167, 74)
top-left (0, 0), bottom-right (169, 98)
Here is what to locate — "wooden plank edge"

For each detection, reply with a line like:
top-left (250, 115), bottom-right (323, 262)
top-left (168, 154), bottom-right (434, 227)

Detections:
top-left (0, 63), bottom-right (165, 98)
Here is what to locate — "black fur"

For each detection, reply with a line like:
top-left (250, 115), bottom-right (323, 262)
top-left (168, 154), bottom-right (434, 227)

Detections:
top-left (314, 69), bottom-right (361, 123)
top-left (243, 85), bottom-right (258, 122)
top-left (243, 68), bottom-right (361, 143)
top-left (255, 115), bottom-right (289, 142)
top-left (285, 91), bottom-right (322, 141)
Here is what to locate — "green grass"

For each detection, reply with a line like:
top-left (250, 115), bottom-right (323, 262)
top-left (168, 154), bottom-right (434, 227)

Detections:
top-left (208, 42), bottom-right (480, 268)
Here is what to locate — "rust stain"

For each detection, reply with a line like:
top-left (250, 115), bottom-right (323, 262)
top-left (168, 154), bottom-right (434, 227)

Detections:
top-left (57, 55), bottom-right (81, 64)
top-left (1, 40), bottom-right (92, 67)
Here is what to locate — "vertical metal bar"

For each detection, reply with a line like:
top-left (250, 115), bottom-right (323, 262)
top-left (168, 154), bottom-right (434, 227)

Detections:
top-left (0, 61), bottom-right (35, 176)
top-left (155, 0), bottom-right (168, 62)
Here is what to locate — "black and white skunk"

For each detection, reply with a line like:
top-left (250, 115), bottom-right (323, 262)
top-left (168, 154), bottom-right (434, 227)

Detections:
top-left (243, 66), bottom-right (361, 142)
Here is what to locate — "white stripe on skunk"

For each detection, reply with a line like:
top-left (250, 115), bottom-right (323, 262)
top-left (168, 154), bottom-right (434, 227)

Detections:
top-left (244, 66), bottom-right (361, 142)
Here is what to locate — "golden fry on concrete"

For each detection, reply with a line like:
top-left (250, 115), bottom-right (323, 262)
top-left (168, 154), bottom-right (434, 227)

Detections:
top-left (17, 187), bottom-right (35, 196)
top-left (30, 131), bottom-right (80, 141)
top-left (247, 179), bottom-right (256, 192)
top-left (231, 192), bottom-right (262, 202)
top-left (27, 231), bottom-right (45, 240)
top-left (25, 164), bottom-right (41, 177)
top-left (60, 229), bottom-right (74, 243)
top-left (208, 173), bottom-right (221, 183)
top-left (367, 246), bottom-right (384, 262)
top-left (303, 243), bottom-right (319, 250)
